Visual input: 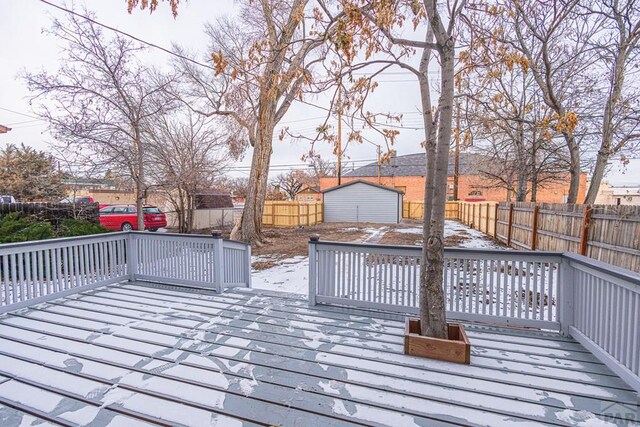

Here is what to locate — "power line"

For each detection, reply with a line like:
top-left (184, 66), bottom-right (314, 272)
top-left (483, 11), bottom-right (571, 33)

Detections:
top-left (38, 0), bottom-right (216, 72)
top-left (297, 99), bottom-right (424, 131)
top-left (5, 119), bottom-right (44, 126)
top-left (0, 107), bottom-right (41, 120)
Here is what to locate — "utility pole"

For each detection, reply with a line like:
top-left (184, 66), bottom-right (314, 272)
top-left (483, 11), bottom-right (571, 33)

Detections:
top-left (337, 83), bottom-right (342, 185)
top-left (377, 145), bottom-right (382, 184)
top-left (453, 101), bottom-right (460, 201)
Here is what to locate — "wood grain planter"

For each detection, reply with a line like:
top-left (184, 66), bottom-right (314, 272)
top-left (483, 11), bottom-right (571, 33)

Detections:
top-left (404, 319), bottom-right (471, 364)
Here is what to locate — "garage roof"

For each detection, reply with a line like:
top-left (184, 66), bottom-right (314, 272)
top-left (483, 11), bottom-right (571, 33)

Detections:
top-left (321, 179), bottom-right (404, 194)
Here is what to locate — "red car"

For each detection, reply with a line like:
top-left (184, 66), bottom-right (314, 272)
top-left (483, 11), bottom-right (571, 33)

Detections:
top-left (99, 204), bottom-right (167, 231)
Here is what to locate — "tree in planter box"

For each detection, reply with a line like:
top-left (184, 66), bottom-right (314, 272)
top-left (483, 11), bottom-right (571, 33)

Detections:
top-left (335, 0), bottom-right (466, 339)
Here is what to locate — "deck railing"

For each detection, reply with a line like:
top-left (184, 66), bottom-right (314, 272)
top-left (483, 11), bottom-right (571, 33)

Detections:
top-left (0, 231), bottom-right (251, 314)
top-left (309, 238), bottom-right (640, 393)
top-left (563, 253), bottom-right (640, 393)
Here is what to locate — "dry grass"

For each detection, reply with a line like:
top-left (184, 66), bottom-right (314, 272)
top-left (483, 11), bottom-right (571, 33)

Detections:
top-left (182, 219), bottom-right (503, 271)
top-left (378, 231), bottom-right (422, 246)
top-left (249, 222), bottom-right (391, 269)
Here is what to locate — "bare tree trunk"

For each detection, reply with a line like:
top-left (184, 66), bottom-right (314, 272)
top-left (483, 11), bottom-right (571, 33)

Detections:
top-left (232, 116), bottom-right (274, 245)
top-left (419, 26), bottom-right (436, 243)
top-left (419, 11), bottom-right (455, 338)
top-left (184, 192), bottom-right (192, 233)
top-left (134, 131), bottom-right (145, 231)
top-left (585, 153), bottom-right (608, 204)
top-left (585, 47), bottom-right (629, 204)
top-left (566, 136), bottom-right (580, 203)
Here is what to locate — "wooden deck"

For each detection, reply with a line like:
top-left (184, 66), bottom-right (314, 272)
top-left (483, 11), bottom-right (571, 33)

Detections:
top-left (0, 282), bottom-right (637, 426)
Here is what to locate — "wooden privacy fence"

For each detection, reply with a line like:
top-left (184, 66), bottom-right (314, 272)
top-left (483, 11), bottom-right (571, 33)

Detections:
top-left (458, 202), bottom-right (500, 237)
top-left (262, 201), bottom-right (323, 227)
top-left (402, 201), bottom-right (460, 220)
top-left (458, 202), bottom-right (639, 272)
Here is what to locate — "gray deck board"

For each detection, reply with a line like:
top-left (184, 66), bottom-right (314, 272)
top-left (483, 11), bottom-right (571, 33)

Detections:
top-left (86, 287), bottom-right (602, 362)
top-left (16, 303), bottom-right (625, 392)
top-left (0, 283), bottom-right (638, 426)
top-left (15, 289), bottom-right (639, 401)
top-left (0, 403), bottom-right (61, 426)
top-left (24, 303), bottom-right (620, 381)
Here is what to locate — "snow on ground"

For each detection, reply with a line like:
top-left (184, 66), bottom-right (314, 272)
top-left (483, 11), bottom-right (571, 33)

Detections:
top-left (393, 227), bottom-right (423, 234)
top-left (251, 256), bottom-right (309, 295)
top-left (252, 220), bottom-right (504, 295)
top-left (444, 221), bottom-right (504, 249)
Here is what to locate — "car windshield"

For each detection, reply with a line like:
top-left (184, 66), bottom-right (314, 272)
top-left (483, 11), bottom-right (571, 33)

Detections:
top-left (0, 196), bottom-right (12, 203)
top-left (143, 207), bottom-right (161, 214)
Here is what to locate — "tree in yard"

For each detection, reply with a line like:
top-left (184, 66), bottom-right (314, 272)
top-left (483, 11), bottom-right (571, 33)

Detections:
top-left (147, 110), bottom-right (230, 233)
top-left (23, 10), bottom-right (175, 230)
top-left (501, 0), bottom-right (599, 204)
top-left (272, 170), bottom-right (313, 200)
top-left (583, 0), bottom-right (640, 203)
top-left (307, 155), bottom-right (336, 183)
top-left (214, 176), bottom-right (251, 201)
top-left (129, 0), bottom-right (348, 245)
top-left (0, 143), bottom-right (65, 201)
top-left (458, 26), bottom-right (569, 202)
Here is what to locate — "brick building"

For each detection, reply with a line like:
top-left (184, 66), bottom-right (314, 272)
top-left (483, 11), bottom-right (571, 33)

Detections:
top-left (296, 185), bottom-right (322, 202)
top-left (319, 152), bottom-right (587, 203)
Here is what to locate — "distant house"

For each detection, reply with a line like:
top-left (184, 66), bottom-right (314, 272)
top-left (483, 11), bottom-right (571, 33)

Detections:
top-left (62, 177), bottom-right (117, 191)
top-left (594, 182), bottom-right (640, 206)
top-left (0, 124), bottom-right (11, 134)
top-left (194, 190), bottom-right (234, 209)
top-left (296, 185), bottom-right (322, 202)
top-left (320, 152), bottom-right (587, 203)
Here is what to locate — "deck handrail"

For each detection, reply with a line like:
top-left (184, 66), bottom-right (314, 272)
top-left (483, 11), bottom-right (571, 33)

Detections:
top-left (308, 238), bottom-right (640, 393)
top-left (0, 231), bottom-right (251, 314)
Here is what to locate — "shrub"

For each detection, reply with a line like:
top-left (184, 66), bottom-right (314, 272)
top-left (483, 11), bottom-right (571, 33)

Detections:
top-left (57, 218), bottom-right (110, 237)
top-left (0, 213), bottom-right (109, 243)
top-left (0, 213), bottom-right (55, 243)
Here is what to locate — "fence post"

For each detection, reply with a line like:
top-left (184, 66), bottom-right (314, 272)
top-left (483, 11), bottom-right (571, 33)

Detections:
top-left (472, 203), bottom-right (476, 229)
top-left (308, 234), bottom-right (319, 306)
top-left (558, 257), bottom-right (575, 337)
top-left (211, 230), bottom-right (225, 293)
top-left (506, 203), bottom-right (515, 247)
top-left (531, 204), bottom-right (540, 250)
top-left (485, 203), bottom-right (490, 233)
top-left (494, 203), bottom-right (499, 238)
top-left (579, 206), bottom-right (592, 256)
top-left (127, 232), bottom-right (137, 281)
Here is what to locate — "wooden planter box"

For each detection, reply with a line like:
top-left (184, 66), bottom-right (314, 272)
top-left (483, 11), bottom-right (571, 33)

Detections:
top-left (404, 319), bottom-right (471, 364)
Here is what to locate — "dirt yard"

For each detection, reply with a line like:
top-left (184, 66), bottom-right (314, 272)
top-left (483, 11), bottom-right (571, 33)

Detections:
top-left (247, 220), bottom-right (504, 270)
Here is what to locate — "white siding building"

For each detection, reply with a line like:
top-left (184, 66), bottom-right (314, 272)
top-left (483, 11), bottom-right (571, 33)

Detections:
top-left (322, 180), bottom-right (403, 224)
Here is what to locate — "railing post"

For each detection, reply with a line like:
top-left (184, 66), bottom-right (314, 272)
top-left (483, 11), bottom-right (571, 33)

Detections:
top-left (127, 232), bottom-right (137, 281)
top-left (309, 234), bottom-right (319, 306)
top-left (559, 257), bottom-right (575, 337)
top-left (212, 230), bottom-right (224, 293)
top-left (245, 242), bottom-right (252, 288)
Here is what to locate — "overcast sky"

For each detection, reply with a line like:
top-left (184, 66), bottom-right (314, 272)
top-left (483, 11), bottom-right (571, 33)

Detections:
top-left (1, 0), bottom-right (638, 185)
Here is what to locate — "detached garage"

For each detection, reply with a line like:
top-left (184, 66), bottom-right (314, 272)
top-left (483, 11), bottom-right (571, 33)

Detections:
top-left (322, 180), bottom-right (404, 224)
